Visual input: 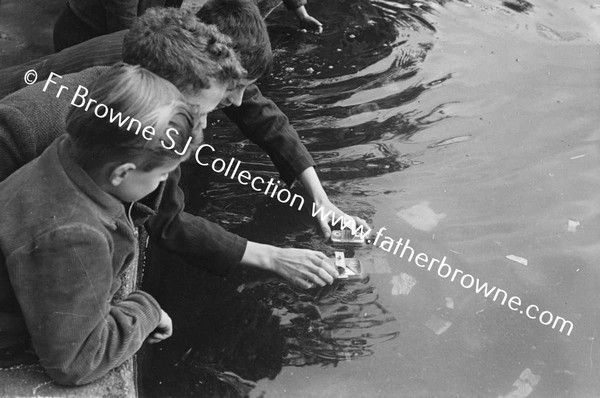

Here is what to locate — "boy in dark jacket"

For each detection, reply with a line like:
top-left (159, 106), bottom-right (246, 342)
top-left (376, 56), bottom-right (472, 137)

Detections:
top-left (0, 63), bottom-right (197, 385)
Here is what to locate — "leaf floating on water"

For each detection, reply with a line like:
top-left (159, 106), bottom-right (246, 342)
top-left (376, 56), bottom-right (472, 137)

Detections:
top-left (391, 273), bottom-right (417, 296)
top-left (506, 255), bottom-right (528, 266)
top-left (498, 368), bottom-right (540, 398)
top-left (567, 219), bottom-right (580, 233)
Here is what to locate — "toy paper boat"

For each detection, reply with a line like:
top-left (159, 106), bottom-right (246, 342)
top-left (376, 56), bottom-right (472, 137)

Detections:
top-left (330, 229), bottom-right (366, 246)
top-left (325, 251), bottom-right (364, 281)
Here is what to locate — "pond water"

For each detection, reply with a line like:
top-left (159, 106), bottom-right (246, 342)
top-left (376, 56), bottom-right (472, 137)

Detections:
top-left (142, 0), bottom-right (600, 397)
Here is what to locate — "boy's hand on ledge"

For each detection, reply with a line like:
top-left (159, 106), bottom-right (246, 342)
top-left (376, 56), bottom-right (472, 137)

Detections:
top-left (294, 6), bottom-right (323, 34)
top-left (148, 309), bottom-right (173, 344)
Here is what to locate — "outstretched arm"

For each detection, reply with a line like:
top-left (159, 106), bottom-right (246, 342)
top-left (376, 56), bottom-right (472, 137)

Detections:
top-left (241, 241), bottom-right (338, 289)
top-left (298, 167), bottom-right (371, 239)
top-left (223, 85), bottom-right (371, 238)
top-left (144, 167), bottom-right (338, 288)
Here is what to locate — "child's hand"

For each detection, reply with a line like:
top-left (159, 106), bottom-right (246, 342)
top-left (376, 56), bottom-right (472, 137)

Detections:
top-left (299, 14), bottom-right (323, 34)
top-left (294, 6), bottom-right (323, 34)
top-left (148, 309), bottom-right (173, 344)
top-left (314, 199), bottom-right (371, 240)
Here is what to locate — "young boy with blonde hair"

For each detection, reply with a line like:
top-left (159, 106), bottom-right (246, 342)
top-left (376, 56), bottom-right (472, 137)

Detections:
top-left (0, 63), bottom-right (197, 385)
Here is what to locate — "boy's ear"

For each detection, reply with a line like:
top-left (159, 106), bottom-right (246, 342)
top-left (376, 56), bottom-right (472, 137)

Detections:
top-left (109, 163), bottom-right (137, 187)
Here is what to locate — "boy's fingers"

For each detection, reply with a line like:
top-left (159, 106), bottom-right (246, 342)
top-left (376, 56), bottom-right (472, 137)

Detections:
top-left (293, 277), bottom-right (316, 289)
top-left (148, 330), bottom-right (171, 344)
top-left (318, 258), bottom-right (339, 278)
top-left (147, 336), bottom-right (160, 344)
top-left (318, 219), bottom-right (332, 239)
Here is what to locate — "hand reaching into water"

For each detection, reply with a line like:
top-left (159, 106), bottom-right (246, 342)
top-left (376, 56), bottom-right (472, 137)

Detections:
top-left (293, 6), bottom-right (323, 34)
top-left (314, 198), bottom-right (371, 240)
top-left (269, 247), bottom-right (337, 288)
top-left (241, 242), bottom-right (339, 289)
top-left (297, 168), bottom-right (371, 239)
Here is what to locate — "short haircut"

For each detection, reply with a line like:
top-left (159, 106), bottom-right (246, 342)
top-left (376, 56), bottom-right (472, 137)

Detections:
top-left (196, 0), bottom-right (273, 80)
top-left (66, 63), bottom-right (197, 172)
top-left (123, 8), bottom-right (247, 94)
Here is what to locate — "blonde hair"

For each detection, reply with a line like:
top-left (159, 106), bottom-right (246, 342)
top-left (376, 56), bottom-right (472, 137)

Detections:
top-left (67, 63), bottom-right (198, 171)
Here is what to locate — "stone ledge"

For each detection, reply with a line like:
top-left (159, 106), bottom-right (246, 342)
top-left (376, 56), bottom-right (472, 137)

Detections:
top-left (0, 360), bottom-right (135, 398)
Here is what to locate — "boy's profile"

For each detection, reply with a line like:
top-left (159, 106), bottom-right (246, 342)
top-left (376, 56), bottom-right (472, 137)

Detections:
top-left (0, 63), bottom-right (197, 385)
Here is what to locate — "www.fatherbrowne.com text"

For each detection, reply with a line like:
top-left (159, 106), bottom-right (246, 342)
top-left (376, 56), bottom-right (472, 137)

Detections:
top-left (38, 70), bottom-right (575, 337)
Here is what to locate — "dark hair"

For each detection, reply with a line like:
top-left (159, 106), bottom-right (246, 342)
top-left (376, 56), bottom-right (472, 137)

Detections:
top-left (196, 0), bottom-right (273, 80)
top-left (123, 8), bottom-right (247, 94)
top-left (66, 63), bottom-right (197, 172)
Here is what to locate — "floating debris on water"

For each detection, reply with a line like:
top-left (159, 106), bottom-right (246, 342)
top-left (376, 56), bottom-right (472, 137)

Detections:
top-left (498, 368), bottom-right (540, 398)
top-left (391, 273), bottom-right (417, 296)
top-left (428, 135), bottom-right (471, 148)
top-left (445, 297), bottom-right (454, 309)
top-left (397, 201), bottom-right (446, 232)
top-left (567, 219), bottom-right (580, 233)
top-left (506, 255), bottom-right (528, 266)
top-left (424, 315), bottom-right (452, 335)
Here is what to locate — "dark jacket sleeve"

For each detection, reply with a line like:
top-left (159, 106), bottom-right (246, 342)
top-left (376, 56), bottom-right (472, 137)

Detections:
top-left (0, 67), bottom-right (107, 182)
top-left (222, 84), bottom-right (315, 185)
top-left (0, 30), bottom-right (125, 99)
top-left (283, 0), bottom-right (307, 10)
top-left (5, 224), bottom-right (161, 386)
top-left (104, 1), bottom-right (138, 32)
top-left (0, 106), bottom-right (35, 181)
top-left (144, 167), bottom-right (247, 277)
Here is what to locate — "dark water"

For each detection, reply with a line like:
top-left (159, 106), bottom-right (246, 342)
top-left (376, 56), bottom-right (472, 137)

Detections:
top-left (143, 0), bottom-right (600, 397)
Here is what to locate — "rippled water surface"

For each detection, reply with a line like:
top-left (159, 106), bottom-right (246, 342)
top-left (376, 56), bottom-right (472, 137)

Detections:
top-left (144, 0), bottom-right (600, 396)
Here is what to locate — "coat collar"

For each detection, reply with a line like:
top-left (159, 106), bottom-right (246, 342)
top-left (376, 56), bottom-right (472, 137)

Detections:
top-left (56, 135), bottom-right (156, 223)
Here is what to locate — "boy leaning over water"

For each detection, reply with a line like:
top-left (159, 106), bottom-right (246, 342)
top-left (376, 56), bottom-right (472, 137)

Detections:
top-left (0, 63), bottom-right (197, 385)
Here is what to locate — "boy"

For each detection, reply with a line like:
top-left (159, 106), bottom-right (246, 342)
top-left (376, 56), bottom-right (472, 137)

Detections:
top-left (0, 7), bottom-right (345, 290)
top-left (0, 63), bottom-right (197, 385)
